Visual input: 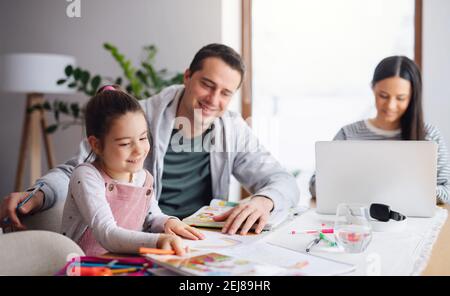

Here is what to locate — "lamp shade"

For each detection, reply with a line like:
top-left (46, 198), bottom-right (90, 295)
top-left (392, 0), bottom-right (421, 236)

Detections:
top-left (0, 53), bottom-right (76, 94)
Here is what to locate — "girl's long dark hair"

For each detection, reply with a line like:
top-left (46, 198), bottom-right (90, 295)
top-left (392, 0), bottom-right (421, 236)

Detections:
top-left (371, 56), bottom-right (425, 140)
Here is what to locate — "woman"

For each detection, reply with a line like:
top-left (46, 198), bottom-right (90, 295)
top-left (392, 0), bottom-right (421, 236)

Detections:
top-left (310, 56), bottom-right (449, 204)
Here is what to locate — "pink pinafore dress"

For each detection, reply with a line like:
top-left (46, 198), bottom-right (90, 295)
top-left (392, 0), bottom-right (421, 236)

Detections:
top-left (77, 164), bottom-right (154, 256)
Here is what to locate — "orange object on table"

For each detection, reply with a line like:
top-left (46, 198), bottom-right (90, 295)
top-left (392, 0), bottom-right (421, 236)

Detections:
top-left (67, 266), bottom-right (113, 276)
top-left (139, 247), bottom-right (175, 255)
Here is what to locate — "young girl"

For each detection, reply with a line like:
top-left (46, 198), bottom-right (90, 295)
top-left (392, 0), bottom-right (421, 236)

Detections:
top-left (310, 56), bottom-right (449, 204)
top-left (61, 85), bottom-right (202, 256)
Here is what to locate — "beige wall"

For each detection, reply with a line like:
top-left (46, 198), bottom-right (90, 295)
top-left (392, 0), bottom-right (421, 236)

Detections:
top-left (0, 0), bottom-right (239, 196)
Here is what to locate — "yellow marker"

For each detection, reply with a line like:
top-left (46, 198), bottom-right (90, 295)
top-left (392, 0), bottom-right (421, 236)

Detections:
top-left (110, 268), bottom-right (138, 274)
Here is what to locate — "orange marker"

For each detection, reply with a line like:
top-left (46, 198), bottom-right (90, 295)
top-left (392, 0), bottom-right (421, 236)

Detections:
top-left (139, 247), bottom-right (175, 255)
top-left (67, 266), bottom-right (113, 276)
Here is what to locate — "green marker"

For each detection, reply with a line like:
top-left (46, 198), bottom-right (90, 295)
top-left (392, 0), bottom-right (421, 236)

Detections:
top-left (319, 232), bottom-right (337, 247)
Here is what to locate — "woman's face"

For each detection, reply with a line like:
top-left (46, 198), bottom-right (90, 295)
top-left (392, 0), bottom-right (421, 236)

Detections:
top-left (373, 76), bottom-right (412, 126)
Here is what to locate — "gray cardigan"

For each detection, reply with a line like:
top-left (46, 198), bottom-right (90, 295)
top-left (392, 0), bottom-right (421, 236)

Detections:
top-left (37, 85), bottom-right (300, 229)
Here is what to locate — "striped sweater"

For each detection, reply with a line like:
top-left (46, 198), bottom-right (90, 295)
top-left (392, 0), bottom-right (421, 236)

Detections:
top-left (310, 120), bottom-right (450, 204)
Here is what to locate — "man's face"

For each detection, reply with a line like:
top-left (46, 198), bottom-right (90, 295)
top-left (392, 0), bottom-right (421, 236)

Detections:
top-left (180, 57), bottom-right (242, 127)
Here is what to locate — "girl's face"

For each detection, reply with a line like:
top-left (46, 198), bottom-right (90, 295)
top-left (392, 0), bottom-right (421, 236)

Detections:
top-left (373, 76), bottom-right (412, 126)
top-left (89, 111), bottom-right (150, 182)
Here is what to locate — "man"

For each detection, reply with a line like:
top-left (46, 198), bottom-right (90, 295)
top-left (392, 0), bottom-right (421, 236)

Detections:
top-left (0, 43), bottom-right (299, 235)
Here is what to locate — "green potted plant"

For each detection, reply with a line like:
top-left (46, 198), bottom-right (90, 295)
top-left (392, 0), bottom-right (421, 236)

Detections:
top-left (30, 43), bottom-right (183, 133)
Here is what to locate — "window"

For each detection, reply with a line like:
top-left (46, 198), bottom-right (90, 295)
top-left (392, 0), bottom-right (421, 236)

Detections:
top-left (251, 0), bottom-right (416, 178)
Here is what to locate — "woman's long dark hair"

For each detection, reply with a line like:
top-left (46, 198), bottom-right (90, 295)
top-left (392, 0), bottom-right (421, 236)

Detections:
top-left (371, 56), bottom-right (425, 140)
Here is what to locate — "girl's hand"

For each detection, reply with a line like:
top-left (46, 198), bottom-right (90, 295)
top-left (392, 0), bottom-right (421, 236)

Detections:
top-left (164, 218), bottom-right (205, 240)
top-left (156, 234), bottom-right (187, 256)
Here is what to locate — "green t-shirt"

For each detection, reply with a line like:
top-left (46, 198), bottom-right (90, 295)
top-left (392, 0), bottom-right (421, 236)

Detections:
top-left (158, 129), bottom-right (213, 219)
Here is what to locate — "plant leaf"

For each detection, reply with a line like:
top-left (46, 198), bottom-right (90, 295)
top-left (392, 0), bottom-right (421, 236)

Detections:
top-left (54, 109), bottom-right (60, 122)
top-left (45, 124), bottom-right (58, 134)
top-left (59, 101), bottom-right (69, 114)
top-left (57, 79), bottom-right (67, 85)
top-left (74, 68), bottom-right (82, 80)
top-left (91, 75), bottom-right (101, 91)
top-left (103, 43), bottom-right (114, 50)
top-left (126, 85), bottom-right (132, 93)
top-left (70, 103), bottom-right (80, 118)
top-left (144, 45), bottom-right (157, 62)
top-left (143, 62), bottom-right (159, 87)
top-left (170, 73), bottom-right (184, 84)
top-left (27, 104), bottom-right (41, 113)
top-left (65, 65), bottom-right (73, 76)
top-left (136, 70), bottom-right (149, 86)
top-left (43, 101), bottom-right (51, 110)
top-left (81, 71), bottom-right (90, 84)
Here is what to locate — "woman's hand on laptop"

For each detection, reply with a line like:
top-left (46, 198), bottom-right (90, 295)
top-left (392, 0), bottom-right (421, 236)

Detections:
top-left (0, 190), bottom-right (44, 230)
top-left (214, 196), bottom-right (274, 235)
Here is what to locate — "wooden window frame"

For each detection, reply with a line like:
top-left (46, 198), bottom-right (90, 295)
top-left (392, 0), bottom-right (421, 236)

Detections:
top-left (415, 0), bottom-right (423, 70)
top-left (241, 0), bottom-right (252, 122)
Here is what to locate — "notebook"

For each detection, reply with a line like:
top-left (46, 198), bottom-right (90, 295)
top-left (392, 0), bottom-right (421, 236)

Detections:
top-left (182, 199), bottom-right (291, 231)
top-left (221, 242), bottom-right (356, 276)
top-left (144, 242), bottom-right (355, 276)
top-left (144, 251), bottom-right (285, 276)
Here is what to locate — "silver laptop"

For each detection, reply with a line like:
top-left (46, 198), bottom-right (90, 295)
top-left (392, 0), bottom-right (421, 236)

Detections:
top-left (315, 141), bottom-right (437, 217)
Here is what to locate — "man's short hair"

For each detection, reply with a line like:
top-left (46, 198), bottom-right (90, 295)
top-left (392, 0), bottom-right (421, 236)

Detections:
top-left (189, 43), bottom-right (245, 87)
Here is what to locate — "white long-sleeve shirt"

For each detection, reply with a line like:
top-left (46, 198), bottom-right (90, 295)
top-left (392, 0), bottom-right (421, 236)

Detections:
top-left (61, 164), bottom-right (173, 254)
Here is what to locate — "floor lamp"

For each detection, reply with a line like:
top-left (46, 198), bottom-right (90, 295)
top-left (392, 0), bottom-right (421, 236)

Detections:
top-left (0, 53), bottom-right (76, 191)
